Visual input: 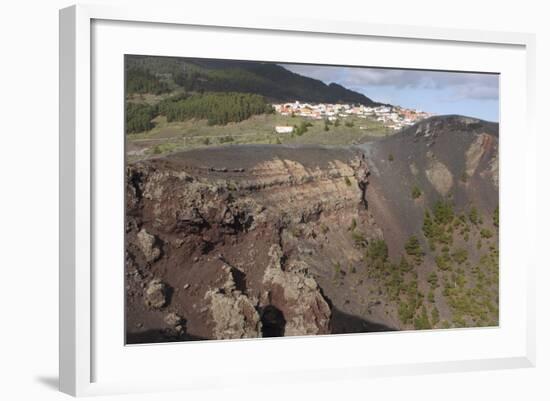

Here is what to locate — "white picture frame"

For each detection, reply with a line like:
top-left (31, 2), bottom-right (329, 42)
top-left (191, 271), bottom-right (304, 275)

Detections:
top-left (59, 3), bottom-right (536, 397)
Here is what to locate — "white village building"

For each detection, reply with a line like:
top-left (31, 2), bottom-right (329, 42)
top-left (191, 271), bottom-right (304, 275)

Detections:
top-left (274, 126), bottom-right (294, 134)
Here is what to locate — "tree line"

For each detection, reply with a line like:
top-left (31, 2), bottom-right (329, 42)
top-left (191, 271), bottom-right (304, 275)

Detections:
top-left (126, 92), bottom-right (273, 134)
top-left (126, 68), bottom-right (170, 95)
top-left (172, 61), bottom-right (377, 105)
top-left (158, 92), bottom-right (273, 126)
top-left (126, 103), bottom-right (157, 134)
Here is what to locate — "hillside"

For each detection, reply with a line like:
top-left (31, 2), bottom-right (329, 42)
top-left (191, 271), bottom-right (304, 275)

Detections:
top-left (125, 115), bottom-right (499, 343)
top-left (363, 115), bottom-right (498, 256)
top-left (125, 55), bottom-right (382, 105)
top-left (360, 115), bottom-right (499, 330)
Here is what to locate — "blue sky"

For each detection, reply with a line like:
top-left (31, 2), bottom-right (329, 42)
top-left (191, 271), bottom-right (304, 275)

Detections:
top-left (281, 64), bottom-right (499, 122)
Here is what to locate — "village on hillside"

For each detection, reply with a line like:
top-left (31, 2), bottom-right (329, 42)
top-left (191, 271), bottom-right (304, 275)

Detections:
top-left (272, 101), bottom-right (433, 133)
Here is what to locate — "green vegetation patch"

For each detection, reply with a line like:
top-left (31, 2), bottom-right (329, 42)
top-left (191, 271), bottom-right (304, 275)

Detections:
top-left (126, 68), bottom-right (170, 95)
top-left (150, 142), bottom-right (177, 155)
top-left (293, 121), bottom-right (313, 136)
top-left (366, 239), bottom-right (389, 268)
top-left (126, 103), bottom-right (157, 134)
top-left (414, 306), bottom-right (432, 330)
top-left (469, 206), bottom-right (480, 225)
top-left (480, 228), bottom-right (493, 239)
top-left (451, 248), bottom-right (468, 265)
top-left (433, 200), bottom-right (455, 225)
top-left (404, 235), bottom-right (424, 265)
top-left (419, 199), bottom-right (499, 328)
top-left (158, 92), bottom-right (273, 126)
top-left (411, 185), bottom-right (422, 199)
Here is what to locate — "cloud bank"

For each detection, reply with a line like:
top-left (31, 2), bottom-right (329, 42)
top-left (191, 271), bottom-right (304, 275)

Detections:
top-left (281, 64), bottom-right (499, 102)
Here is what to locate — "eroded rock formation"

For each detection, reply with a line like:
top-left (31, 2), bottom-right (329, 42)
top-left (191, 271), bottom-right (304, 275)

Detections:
top-left (125, 146), bottom-right (378, 342)
top-left (262, 244), bottom-right (331, 336)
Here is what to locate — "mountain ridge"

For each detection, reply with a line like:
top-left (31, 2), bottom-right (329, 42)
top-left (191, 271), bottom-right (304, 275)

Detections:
top-left (126, 55), bottom-right (383, 106)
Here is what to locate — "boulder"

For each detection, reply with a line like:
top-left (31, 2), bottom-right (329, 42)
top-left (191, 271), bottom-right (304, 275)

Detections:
top-left (204, 268), bottom-right (261, 340)
top-left (164, 312), bottom-right (182, 327)
top-left (136, 229), bottom-right (161, 263)
top-left (144, 279), bottom-right (168, 309)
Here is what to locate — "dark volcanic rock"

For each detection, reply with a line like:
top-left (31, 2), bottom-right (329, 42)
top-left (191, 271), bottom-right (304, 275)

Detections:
top-left (125, 145), bottom-right (383, 341)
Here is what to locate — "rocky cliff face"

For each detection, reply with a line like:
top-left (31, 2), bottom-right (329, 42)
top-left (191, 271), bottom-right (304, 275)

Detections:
top-left (125, 145), bottom-right (382, 342)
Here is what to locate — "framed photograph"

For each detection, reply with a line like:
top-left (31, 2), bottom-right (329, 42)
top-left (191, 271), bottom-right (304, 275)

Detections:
top-left (59, 4), bottom-right (536, 396)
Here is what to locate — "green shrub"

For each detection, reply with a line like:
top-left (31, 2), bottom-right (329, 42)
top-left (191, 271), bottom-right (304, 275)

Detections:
top-left (398, 301), bottom-right (415, 325)
top-left (405, 236), bottom-right (424, 265)
top-left (150, 142), bottom-right (177, 155)
top-left (435, 254), bottom-right (451, 271)
top-left (219, 135), bottom-right (234, 143)
top-left (469, 207), bottom-right (479, 225)
top-left (399, 255), bottom-right (411, 273)
top-left (452, 248), bottom-right (468, 264)
top-left (434, 200), bottom-right (455, 225)
top-left (480, 229), bottom-right (493, 239)
top-left (423, 211), bottom-right (434, 238)
top-left (427, 272), bottom-right (439, 288)
top-left (366, 239), bottom-right (388, 264)
top-left (411, 186), bottom-right (422, 199)
top-left (293, 120), bottom-right (313, 136)
top-left (431, 307), bottom-right (440, 325)
top-left (423, 203), bottom-right (456, 246)
top-left (414, 306), bottom-right (431, 330)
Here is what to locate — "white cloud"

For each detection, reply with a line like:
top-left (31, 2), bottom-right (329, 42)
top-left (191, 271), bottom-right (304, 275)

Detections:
top-left (281, 64), bottom-right (499, 101)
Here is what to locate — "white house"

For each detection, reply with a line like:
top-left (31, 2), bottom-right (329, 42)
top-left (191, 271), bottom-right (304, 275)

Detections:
top-left (275, 126), bottom-right (294, 134)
